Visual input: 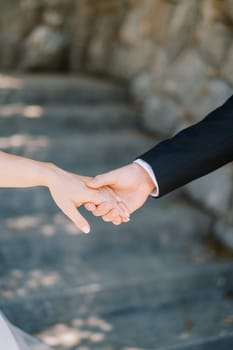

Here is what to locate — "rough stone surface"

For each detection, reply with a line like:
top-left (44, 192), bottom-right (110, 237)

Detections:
top-left (143, 95), bottom-right (182, 136)
top-left (163, 50), bottom-right (208, 104)
top-left (225, 0), bottom-right (233, 21)
top-left (166, 0), bottom-right (200, 59)
top-left (108, 40), bottom-right (154, 79)
top-left (214, 220), bottom-right (233, 251)
top-left (0, 1), bottom-right (232, 124)
top-left (185, 165), bottom-right (233, 216)
top-left (43, 10), bottom-right (65, 29)
top-left (186, 79), bottom-right (232, 122)
top-left (130, 71), bottom-right (152, 103)
top-left (19, 0), bottom-right (42, 36)
top-left (0, 34), bottom-right (18, 70)
top-left (23, 25), bottom-right (68, 71)
top-left (199, 21), bottom-right (232, 67)
top-left (149, 46), bottom-right (170, 92)
top-left (222, 44), bottom-right (233, 85)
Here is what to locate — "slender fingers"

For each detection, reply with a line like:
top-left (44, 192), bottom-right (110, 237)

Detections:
top-left (102, 210), bottom-right (118, 223)
top-left (92, 202), bottom-right (113, 217)
top-left (106, 188), bottom-right (130, 219)
top-left (84, 185), bottom-right (130, 225)
top-left (102, 209), bottom-right (124, 224)
top-left (102, 201), bottom-right (130, 224)
top-left (112, 217), bottom-right (122, 225)
top-left (87, 202), bottom-right (125, 225)
top-left (59, 200), bottom-right (90, 234)
top-left (85, 201), bottom-right (130, 224)
top-left (84, 202), bottom-right (97, 212)
top-left (117, 200), bottom-right (131, 220)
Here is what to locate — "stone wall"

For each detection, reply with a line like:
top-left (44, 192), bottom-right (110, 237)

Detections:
top-left (0, 0), bottom-right (233, 249)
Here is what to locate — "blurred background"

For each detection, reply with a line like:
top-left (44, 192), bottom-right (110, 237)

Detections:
top-left (0, 0), bottom-right (233, 349)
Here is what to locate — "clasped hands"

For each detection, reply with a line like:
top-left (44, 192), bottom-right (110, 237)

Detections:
top-left (47, 163), bottom-right (156, 234)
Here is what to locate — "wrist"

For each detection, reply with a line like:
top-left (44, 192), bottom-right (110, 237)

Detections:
top-left (130, 163), bottom-right (156, 195)
top-left (38, 162), bottom-right (62, 188)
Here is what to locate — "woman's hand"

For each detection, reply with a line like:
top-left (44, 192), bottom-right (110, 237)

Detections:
top-left (0, 151), bottom-right (129, 233)
top-left (46, 164), bottom-right (130, 234)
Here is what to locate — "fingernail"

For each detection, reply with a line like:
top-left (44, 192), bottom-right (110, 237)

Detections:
top-left (124, 213), bottom-right (130, 220)
top-left (83, 226), bottom-right (90, 234)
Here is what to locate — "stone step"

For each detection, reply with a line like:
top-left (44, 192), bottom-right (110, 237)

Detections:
top-left (1, 263), bottom-right (232, 349)
top-left (12, 325), bottom-right (52, 350)
top-left (161, 334), bottom-right (233, 350)
top-left (0, 103), bottom-right (140, 135)
top-left (0, 202), bottom-right (211, 273)
top-left (10, 327), bottom-right (233, 350)
top-left (0, 205), bottom-right (213, 349)
top-left (0, 130), bottom-right (154, 169)
top-left (0, 75), bottom-right (129, 105)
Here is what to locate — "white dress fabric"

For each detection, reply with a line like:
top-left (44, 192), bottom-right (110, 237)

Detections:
top-left (0, 312), bottom-right (51, 350)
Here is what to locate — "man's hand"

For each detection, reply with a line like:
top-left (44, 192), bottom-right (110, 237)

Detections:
top-left (85, 163), bottom-right (156, 222)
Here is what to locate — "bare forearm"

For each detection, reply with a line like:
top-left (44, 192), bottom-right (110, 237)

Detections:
top-left (0, 151), bottom-right (52, 188)
top-left (0, 151), bottom-right (128, 232)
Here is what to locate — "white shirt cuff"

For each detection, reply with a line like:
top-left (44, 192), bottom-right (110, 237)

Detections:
top-left (134, 159), bottom-right (159, 197)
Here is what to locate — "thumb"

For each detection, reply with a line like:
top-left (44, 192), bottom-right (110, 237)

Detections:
top-left (87, 172), bottom-right (117, 189)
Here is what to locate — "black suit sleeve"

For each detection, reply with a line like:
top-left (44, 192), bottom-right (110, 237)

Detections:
top-left (140, 95), bottom-right (233, 197)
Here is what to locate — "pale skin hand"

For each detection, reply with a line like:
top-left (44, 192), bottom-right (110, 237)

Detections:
top-left (46, 166), bottom-right (130, 232)
top-left (85, 163), bottom-right (156, 222)
top-left (0, 151), bottom-right (129, 233)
